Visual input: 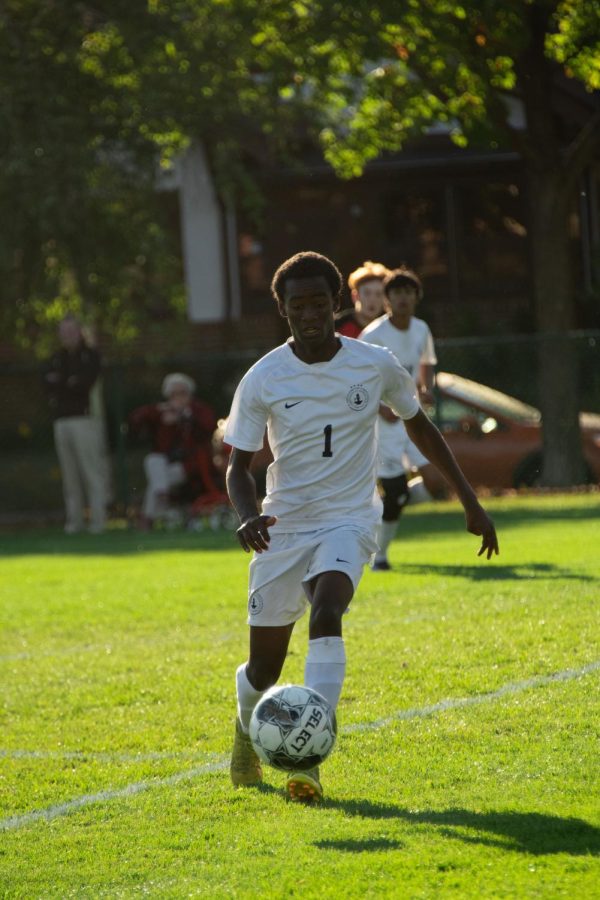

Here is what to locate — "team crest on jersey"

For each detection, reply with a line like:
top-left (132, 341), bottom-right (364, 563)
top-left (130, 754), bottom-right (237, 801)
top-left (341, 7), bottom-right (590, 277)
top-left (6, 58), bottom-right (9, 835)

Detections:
top-left (346, 384), bottom-right (369, 411)
top-left (249, 592), bottom-right (264, 615)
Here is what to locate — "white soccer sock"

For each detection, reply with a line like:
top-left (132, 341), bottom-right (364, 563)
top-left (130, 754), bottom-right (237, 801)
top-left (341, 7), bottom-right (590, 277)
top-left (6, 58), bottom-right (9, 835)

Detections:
top-left (304, 636), bottom-right (346, 711)
top-left (236, 663), bottom-right (266, 734)
top-left (374, 519), bottom-right (397, 562)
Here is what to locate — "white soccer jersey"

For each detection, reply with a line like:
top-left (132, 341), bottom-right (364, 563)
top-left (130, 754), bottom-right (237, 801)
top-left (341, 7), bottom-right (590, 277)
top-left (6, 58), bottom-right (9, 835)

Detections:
top-left (359, 315), bottom-right (437, 478)
top-left (359, 315), bottom-right (437, 376)
top-left (224, 336), bottom-right (419, 531)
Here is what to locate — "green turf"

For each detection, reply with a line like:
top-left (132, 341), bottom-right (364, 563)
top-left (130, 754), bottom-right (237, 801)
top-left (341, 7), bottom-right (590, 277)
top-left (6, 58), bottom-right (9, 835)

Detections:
top-left (1, 494), bottom-right (599, 898)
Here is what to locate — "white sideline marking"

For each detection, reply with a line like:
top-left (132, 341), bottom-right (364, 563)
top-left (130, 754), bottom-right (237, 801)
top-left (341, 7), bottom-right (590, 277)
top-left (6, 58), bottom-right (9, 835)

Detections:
top-left (0, 645), bottom-right (102, 663)
top-left (0, 760), bottom-right (229, 832)
top-left (343, 659), bottom-right (600, 733)
top-left (0, 749), bottom-right (221, 763)
top-left (0, 636), bottom-right (173, 664)
top-left (2, 659), bottom-right (598, 833)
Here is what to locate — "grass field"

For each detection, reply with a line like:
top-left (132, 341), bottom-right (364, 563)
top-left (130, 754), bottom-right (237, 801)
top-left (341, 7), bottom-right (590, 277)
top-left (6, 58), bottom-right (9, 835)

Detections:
top-left (1, 493), bottom-right (599, 898)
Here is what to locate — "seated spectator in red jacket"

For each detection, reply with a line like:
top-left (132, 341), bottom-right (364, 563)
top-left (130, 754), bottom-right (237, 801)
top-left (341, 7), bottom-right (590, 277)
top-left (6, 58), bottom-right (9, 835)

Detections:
top-left (129, 373), bottom-right (218, 529)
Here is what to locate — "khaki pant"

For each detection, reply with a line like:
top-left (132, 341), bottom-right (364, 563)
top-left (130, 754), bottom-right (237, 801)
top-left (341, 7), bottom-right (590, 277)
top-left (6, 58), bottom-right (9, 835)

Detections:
top-left (142, 453), bottom-right (186, 519)
top-left (53, 416), bottom-right (108, 533)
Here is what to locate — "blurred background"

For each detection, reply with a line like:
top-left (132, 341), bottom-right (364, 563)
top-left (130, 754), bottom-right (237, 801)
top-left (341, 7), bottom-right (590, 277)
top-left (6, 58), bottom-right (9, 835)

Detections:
top-left (1, 0), bottom-right (599, 520)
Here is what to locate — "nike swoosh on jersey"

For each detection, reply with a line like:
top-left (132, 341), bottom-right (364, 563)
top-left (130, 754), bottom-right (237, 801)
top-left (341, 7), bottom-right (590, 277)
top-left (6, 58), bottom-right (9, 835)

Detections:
top-left (284, 400), bottom-right (303, 408)
top-left (336, 557), bottom-right (350, 563)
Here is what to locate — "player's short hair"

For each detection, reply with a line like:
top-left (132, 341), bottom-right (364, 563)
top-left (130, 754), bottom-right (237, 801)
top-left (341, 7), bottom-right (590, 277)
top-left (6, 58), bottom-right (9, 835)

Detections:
top-left (383, 266), bottom-right (423, 300)
top-left (347, 260), bottom-right (390, 291)
top-left (270, 251), bottom-right (343, 303)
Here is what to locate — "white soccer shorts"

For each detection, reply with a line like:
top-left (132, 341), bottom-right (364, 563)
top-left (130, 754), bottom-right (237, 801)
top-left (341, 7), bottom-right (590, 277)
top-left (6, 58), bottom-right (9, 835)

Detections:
top-left (246, 524), bottom-right (378, 627)
top-left (377, 418), bottom-right (429, 477)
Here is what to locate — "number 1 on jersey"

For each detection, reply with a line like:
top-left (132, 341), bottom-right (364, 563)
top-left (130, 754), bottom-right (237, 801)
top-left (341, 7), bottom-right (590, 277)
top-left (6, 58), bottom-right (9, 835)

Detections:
top-left (322, 424), bottom-right (333, 457)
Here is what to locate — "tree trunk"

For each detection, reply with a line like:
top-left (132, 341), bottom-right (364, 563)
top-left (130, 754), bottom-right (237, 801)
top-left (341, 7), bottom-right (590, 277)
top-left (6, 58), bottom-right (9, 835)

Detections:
top-left (527, 167), bottom-right (588, 486)
top-left (514, 3), bottom-right (590, 487)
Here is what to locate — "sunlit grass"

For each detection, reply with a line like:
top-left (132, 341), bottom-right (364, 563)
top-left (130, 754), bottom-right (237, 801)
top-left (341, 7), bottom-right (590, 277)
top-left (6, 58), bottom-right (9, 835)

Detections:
top-left (1, 494), bottom-right (599, 897)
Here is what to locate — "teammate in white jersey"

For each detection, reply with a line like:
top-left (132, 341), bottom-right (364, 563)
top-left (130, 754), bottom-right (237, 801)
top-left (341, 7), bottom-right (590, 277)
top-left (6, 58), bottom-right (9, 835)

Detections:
top-left (360, 266), bottom-right (437, 570)
top-left (225, 251), bottom-right (498, 802)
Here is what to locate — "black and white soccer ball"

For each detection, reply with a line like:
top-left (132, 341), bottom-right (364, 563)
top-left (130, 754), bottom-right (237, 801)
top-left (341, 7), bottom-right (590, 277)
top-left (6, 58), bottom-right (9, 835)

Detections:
top-left (249, 684), bottom-right (337, 772)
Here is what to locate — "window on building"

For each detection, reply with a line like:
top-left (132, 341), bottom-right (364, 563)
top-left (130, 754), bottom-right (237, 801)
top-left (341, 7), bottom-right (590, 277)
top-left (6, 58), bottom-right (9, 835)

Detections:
top-left (381, 186), bottom-right (449, 301)
top-left (454, 180), bottom-right (529, 300)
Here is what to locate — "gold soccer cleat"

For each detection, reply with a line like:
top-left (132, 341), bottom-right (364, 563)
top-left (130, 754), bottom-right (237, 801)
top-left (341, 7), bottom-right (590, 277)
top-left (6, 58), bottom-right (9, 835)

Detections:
top-left (286, 766), bottom-right (322, 803)
top-left (230, 718), bottom-right (263, 787)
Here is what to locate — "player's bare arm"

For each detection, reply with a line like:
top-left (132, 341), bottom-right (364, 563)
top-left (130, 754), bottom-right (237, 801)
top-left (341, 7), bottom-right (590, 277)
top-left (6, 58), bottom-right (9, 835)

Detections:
top-left (226, 448), bottom-right (277, 553)
top-left (405, 410), bottom-right (499, 559)
top-left (418, 363), bottom-right (435, 405)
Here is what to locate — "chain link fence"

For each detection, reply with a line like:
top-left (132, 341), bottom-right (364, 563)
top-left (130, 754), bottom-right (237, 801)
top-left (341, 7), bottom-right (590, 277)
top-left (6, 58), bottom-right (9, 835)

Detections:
top-left (1, 331), bottom-right (599, 518)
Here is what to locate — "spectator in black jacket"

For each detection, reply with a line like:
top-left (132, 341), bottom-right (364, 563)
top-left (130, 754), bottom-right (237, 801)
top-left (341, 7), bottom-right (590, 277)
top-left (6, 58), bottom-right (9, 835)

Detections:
top-left (43, 316), bottom-right (108, 534)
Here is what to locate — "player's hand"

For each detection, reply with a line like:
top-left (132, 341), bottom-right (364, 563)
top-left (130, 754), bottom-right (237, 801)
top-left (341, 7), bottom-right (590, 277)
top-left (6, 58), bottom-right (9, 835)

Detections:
top-left (464, 502), bottom-right (499, 560)
top-left (419, 387), bottom-right (434, 406)
top-left (378, 404), bottom-right (400, 423)
top-left (236, 515), bottom-right (277, 554)
top-left (159, 404), bottom-right (179, 425)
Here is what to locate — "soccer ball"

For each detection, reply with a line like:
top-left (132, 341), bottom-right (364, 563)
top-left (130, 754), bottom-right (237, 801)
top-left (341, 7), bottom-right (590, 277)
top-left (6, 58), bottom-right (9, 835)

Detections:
top-left (249, 684), bottom-right (337, 772)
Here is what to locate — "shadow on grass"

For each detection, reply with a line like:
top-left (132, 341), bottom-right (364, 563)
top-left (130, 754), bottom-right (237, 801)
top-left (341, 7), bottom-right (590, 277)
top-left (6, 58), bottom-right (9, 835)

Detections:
top-left (244, 783), bottom-right (599, 856)
top-left (0, 528), bottom-right (238, 557)
top-left (313, 837), bottom-right (403, 853)
top-left (394, 562), bottom-right (596, 582)
top-left (316, 800), bottom-right (600, 856)
top-left (400, 500), bottom-right (600, 540)
top-left (1, 495), bottom-right (598, 557)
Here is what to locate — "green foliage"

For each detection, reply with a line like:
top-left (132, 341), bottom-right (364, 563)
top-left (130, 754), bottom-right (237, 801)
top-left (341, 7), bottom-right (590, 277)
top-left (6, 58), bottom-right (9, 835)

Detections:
top-left (0, 0), bottom-right (334, 350)
top-left (1, 495), bottom-right (599, 895)
top-left (1, 2), bottom-right (190, 349)
top-left (1, 1), bottom-right (598, 353)
top-left (547, 0), bottom-right (600, 89)
top-left (315, 0), bottom-right (598, 171)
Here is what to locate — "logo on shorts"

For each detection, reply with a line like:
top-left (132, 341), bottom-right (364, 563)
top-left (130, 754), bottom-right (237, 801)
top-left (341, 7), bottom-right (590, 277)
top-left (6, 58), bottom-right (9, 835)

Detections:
top-left (346, 384), bottom-right (369, 411)
top-left (249, 592), bottom-right (264, 615)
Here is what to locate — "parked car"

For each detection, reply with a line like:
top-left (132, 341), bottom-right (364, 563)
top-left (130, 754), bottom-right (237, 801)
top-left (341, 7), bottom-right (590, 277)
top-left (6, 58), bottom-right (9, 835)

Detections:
top-left (427, 372), bottom-right (600, 493)
top-left (213, 372), bottom-right (600, 495)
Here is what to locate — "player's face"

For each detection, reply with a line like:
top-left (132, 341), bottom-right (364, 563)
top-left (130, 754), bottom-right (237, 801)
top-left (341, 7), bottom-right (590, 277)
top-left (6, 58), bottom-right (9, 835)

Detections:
top-left (280, 275), bottom-right (338, 348)
top-left (355, 279), bottom-right (385, 321)
top-left (385, 285), bottom-right (419, 320)
top-left (166, 386), bottom-right (192, 411)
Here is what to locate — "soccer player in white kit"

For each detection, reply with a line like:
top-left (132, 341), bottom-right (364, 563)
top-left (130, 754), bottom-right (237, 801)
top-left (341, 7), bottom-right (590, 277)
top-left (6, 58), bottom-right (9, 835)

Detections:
top-left (360, 267), bottom-right (437, 570)
top-left (225, 251), bottom-right (498, 802)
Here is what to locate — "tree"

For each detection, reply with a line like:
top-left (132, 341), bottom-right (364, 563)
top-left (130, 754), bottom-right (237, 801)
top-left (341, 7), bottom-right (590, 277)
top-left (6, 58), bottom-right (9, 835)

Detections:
top-left (2, 1), bottom-right (598, 484)
top-left (0, 0), bottom-right (323, 350)
top-left (293, 0), bottom-right (600, 486)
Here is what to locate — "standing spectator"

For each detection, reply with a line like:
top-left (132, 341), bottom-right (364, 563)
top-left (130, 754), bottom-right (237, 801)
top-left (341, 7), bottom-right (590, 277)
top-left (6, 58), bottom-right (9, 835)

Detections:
top-left (335, 260), bottom-right (389, 337)
top-left (43, 315), bottom-right (108, 534)
top-left (359, 266), bottom-right (437, 570)
top-left (129, 373), bottom-right (218, 530)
